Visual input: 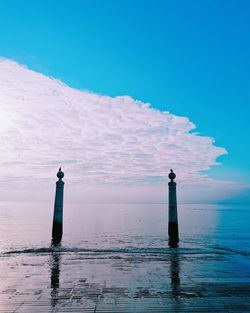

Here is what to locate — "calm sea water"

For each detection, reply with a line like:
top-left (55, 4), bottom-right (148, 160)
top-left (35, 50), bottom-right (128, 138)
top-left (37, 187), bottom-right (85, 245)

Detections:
top-left (0, 201), bottom-right (249, 255)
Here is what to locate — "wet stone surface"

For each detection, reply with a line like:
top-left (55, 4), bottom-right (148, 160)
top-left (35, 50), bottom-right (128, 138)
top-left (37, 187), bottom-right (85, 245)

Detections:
top-left (0, 251), bottom-right (250, 313)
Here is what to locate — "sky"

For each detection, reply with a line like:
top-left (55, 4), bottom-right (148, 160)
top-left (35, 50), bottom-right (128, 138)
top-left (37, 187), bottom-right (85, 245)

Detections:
top-left (0, 0), bottom-right (249, 203)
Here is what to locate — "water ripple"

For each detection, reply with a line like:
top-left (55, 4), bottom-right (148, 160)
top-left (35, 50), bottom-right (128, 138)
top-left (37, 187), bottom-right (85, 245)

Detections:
top-left (2, 246), bottom-right (237, 256)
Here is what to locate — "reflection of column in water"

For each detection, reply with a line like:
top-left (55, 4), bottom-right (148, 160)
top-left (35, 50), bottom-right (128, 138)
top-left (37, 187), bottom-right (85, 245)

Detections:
top-left (50, 252), bottom-right (61, 308)
top-left (170, 253), bottom-right (180, 297)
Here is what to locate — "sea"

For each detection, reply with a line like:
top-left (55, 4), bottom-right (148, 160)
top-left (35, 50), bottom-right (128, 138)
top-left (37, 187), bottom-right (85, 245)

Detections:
top-left (0, 202), bottom-right (249, 312)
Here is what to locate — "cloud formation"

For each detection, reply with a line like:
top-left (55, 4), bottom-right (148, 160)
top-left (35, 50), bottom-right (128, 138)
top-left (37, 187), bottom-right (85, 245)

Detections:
top-left (0, 58), bottom-right (241, 202)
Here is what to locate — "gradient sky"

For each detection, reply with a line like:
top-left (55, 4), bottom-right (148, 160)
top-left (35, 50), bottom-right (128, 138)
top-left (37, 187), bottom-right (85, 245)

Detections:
top-left (0, 0), bottom-right (249, 202)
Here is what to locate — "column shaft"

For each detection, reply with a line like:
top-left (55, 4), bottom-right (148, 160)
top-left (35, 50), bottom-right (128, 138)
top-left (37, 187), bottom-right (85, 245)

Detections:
top-left (168, 180), bottom-right (179, 245)
top-left (52, 179), bottom-right (64, 242)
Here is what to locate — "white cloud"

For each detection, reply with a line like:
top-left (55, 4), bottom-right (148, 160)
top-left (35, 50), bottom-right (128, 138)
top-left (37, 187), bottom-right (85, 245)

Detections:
top-left (0, 58), bottom-right (245, 202)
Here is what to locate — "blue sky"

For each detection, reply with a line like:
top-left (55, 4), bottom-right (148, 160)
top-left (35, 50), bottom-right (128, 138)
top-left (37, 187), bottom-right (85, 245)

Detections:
top-left (0, 0), bottom-right (249, 188)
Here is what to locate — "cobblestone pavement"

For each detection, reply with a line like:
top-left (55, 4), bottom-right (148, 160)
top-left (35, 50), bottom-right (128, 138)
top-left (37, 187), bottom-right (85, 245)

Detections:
top-left (0, 251), bottom-right (250, 313)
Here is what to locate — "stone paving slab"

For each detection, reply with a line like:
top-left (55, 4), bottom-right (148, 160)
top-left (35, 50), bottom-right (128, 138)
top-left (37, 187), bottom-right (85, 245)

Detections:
top-left (0, 252), bottom-right (249, 312)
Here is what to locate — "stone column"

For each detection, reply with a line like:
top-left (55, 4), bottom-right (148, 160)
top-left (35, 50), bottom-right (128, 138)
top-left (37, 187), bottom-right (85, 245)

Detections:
top-left (168, 169), bottom-right (179, 247)
top-left (52, 168), bottom-right (64, 244)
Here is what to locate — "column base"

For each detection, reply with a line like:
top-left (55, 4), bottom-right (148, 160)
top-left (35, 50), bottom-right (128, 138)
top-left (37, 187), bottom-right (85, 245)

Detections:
top-left (168, 222), bottom-right (179, 247)
top-left (52, 221), bottom-right (63, 245)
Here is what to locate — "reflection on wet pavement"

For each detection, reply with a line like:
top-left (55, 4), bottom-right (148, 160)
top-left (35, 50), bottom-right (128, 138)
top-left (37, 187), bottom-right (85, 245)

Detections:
top-left (0, 249), bottom-right (249, 312)
top-left (50, 252), bottom-right (61, 308)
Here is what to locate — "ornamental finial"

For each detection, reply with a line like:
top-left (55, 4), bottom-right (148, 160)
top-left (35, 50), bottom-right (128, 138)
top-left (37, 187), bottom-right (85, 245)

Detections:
top-left (168, 169), bottom-right (176, 181)
top-left (57, 167), bottom-right (64, 180)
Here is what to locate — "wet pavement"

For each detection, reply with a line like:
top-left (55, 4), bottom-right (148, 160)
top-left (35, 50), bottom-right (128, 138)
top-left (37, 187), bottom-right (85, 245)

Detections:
top-left (0, 249), bottom-right (250, 313)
